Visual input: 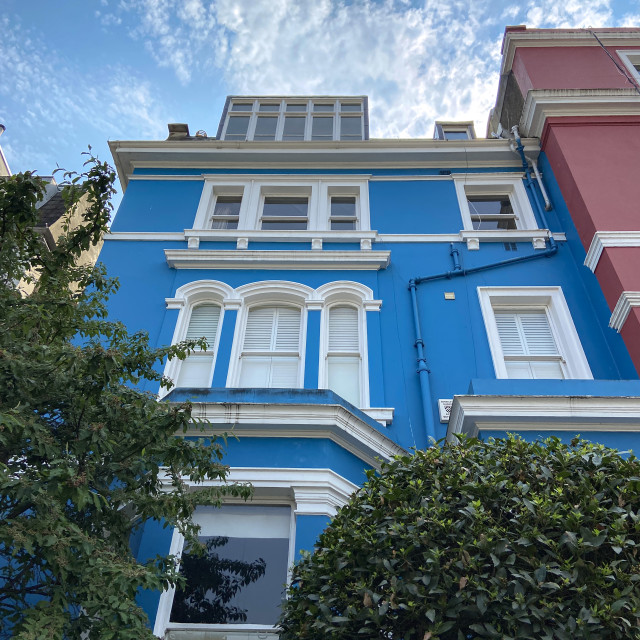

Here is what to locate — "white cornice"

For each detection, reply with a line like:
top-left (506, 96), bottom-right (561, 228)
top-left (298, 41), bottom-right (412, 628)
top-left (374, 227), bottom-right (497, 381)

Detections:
top-left (184, 229), bottom-right (377, 243)
top-left (447, 393), bottom-right (640, 441)
top-left (187, 401), bottom-right (406, 467)
top-left (164, 248), bottom-right (391, 270)
top-left (105, 230), bottom-right (567, 245)
top-left (108, 138), bottom-right (541, 190)
top-left (584, 231), bottom-right (640, 272)
top-left (609, 291), bottom-right (640, 332)
top-left (501, 29), bottom-right (640, 75)
top-left (520, 88), bottom-right (640, 138)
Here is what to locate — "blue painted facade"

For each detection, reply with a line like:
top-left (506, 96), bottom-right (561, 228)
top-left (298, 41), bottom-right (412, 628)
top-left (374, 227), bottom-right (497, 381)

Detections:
top-left (102, 97), bottom-right (640, 637)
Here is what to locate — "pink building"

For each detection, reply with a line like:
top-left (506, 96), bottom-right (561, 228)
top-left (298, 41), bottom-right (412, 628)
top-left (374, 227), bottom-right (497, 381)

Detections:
top-left (490, 26), bottom-right (640, 373)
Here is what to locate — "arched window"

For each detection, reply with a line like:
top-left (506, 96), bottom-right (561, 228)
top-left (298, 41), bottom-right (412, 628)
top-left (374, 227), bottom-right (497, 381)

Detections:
top-left (176, 303), bottom-right (221, 388)
top-left (326, 305), bottom-right (361, 405)
top-left (238, 305), bottom-right (303, 388)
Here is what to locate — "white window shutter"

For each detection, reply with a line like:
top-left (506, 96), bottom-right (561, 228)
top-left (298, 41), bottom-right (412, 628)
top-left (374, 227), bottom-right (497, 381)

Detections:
top-left (185, 304), bottom-right (220, 346)
top-left (495, 311), bottom-right (558, 356)
top-left (244, 307), bottom-right (276, 350)
top-left (520, 312), bottom-right (558, 355)
top-left (328, 306), bottom-right (359, 351)
top-left (274, 308), bottom-right (301, 351)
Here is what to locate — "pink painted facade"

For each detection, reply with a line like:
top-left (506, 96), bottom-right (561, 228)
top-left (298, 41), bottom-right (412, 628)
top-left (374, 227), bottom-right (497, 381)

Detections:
top-left (492, 26), bottom-right (640, 372)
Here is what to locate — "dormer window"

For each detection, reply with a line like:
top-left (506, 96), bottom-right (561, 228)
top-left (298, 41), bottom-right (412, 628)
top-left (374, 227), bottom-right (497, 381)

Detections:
top-left (218, 97), bottom-right (368, 142)
top-left (434, 121), bottom-right (476, 141)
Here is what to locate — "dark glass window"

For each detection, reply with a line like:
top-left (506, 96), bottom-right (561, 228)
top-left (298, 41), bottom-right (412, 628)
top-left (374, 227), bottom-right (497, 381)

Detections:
top-left (443, 130), bottom-right (469, 140)
top-left (312, 116), bottom-right (333, 140)
top-left (340, 116), bottom-right (362, 140)
top-left (467, 196), bottom-right (516, 230)
top-left (230, 103), bottom-right (252, 111)
top-left (225, 116), bottom-right (250, 141)
top-left (330, 196), bottom-right (357, 230)
top-left (283, 116), bottom-right (305, 141)
top-left (262, 197), bottom-right (308, 230)
top-left (211, 196), bottom-right (241, 229)
top-left (313, 103), bottom-right (334, 112)
top-left (169, 505), bottom-right (290, 625)
top-left (340, 103), bottom-right (361, 112)
top-left (254, 116), bottom-right (278, 141)
top-left (259, 103), bottom-right (280, 112)
top-left (286, 103), bottom-right (307, 112)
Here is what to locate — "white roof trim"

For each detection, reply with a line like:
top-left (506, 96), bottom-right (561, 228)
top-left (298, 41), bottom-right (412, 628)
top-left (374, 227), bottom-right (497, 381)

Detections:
top-left (188, 401), bottom-right (406, 467)
top-left (609, 291), bottom-right (640, 332)
top-left (520, 88), bottom-right (640, 138)
top-left (584, 230), bottom-right (640, 272)
top-left (501, 29), bottom-right (640, 76)
top-left (447, 393), bottom-right (640, 441)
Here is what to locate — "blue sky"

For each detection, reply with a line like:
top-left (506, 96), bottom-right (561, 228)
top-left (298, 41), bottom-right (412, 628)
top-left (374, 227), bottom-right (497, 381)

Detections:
top-left (1, 0), bottom-right (639, 195)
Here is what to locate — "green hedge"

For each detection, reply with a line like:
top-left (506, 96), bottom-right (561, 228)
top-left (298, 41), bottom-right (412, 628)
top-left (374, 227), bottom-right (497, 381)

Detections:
top-left (280, 436), bottom-right (640, 639)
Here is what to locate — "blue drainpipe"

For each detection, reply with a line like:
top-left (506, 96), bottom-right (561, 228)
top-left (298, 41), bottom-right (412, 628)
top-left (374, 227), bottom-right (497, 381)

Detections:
top-left (409, 133), bottom-right (558, 447)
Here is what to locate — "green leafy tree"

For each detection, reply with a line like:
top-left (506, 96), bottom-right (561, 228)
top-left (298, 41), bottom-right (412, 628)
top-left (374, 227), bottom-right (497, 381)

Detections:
top-left (280, 436), bottom-right (640, 640)
top-left (0, 159), bottom-right (250, 639)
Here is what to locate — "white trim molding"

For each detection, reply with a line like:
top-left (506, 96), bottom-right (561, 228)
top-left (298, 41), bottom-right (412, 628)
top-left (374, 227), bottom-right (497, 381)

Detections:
top-left (153, 467), bottom-right (357, 640)
top-left (478, 286), bottom-right (593, 380)
top-left (453, 173), bottom-right (542, 249)
top-left (584, 230), bottom-right (640, 272)
top-left (188, 402), bottom-right (405, 468)
top-left (500, 29), bottom-right (640, 76)
top-left (610, 291), bottom-right (640, 332)
top-left (618, 49), bottom-right (640, 86)
top-left (192, 174), bottom-right (371, 233)
top-left (447, 393), bottom-right (640, 441)
top-left (164, 248), bottom-right (391, 270)
top-left (520, 88), bottom-right (640, 138)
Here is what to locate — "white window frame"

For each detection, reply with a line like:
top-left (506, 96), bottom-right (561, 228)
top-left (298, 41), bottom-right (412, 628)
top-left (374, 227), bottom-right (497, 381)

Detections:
top-left (454, 174), bottom-right (538, 232)
top-left (317, 282), bottom-right (377, 408)
top-left (478, 286), bottom-right (592, 380)
top-left (193, 175), bottom-right (370, 234)
top-left (153, 468), bottom-right (357, 639)
top-left (617, 50), bottom-right (640, 86)
top-left (162, 281), bottom-right (241, 398)
top-left (220, 98), bottom-right (365, 142)
top-left (226, 282), bottom-right (314, 388)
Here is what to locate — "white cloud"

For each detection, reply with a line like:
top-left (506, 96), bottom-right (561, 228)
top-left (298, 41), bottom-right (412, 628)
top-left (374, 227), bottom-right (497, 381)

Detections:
top-left (0, 15), bottom-right (170, 173)
top-left (525, 0), bottom-right (613, 28)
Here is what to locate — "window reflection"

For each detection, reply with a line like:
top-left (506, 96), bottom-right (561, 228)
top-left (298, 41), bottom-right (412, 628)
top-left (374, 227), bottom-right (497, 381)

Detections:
top-left (170, 505), bottom-right (290, 625)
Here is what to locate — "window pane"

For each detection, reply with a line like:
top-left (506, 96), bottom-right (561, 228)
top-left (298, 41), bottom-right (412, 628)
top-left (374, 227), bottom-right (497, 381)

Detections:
top-left (331, 220), bottom-right (356, 230)
top-left (331, 197), bottom-right (356, 218)
top-left (312, 116), bottom-right (333, 139)
top-left (261, 220), bottom-right (308, 230)
top-left (328, 356), bottom-right (360, 405)
top-left (259, 103), bottom-right (280, 112)
top-left (225, 116), bottom-right (250, 140)
top-left (230, 103), bottom-right (252, 111)
top-left (467, 196), bottom-right (513, 216)
top-left (283, 116), bottom-right (305, 141)
top-left (314, 103), bottom-right (334, 112)
top-left (213, 196), bottom-right (241, 217)
top-left (254, 116), bottom-right (277, 140)
top-left (443, 130), bottom-right (469, 140)
top-left (263, 197), bottom-right (308, 217)
top-left (170, 505), bottom-right (290, 625)
top-left (340, 116), bottom-right (362, 139)
top-left (176, 354), bottom-right (213, 387)
top-left (472, 218), bottom-right (517, 231)
top-left (340, 103), bottom-right (361, 112)
top-left (286, 103), bottom-right (307, 112)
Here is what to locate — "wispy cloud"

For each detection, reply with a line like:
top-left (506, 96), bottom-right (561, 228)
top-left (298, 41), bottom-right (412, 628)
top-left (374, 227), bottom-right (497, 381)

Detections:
top-left (0, 15), bottom-right (170, 173)
top-left (113, 0), bottom-right (630, 139)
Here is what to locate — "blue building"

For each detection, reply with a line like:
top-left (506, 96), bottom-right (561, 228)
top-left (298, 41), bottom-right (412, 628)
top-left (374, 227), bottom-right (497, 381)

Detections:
top-left (102, 94), bottom-right (640, 638)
